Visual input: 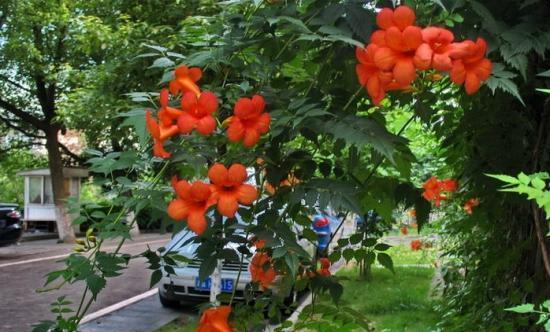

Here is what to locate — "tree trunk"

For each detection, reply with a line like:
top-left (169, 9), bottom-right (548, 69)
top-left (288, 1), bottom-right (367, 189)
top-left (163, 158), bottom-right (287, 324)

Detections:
top-left (45, 126), bottom-right (75, 243)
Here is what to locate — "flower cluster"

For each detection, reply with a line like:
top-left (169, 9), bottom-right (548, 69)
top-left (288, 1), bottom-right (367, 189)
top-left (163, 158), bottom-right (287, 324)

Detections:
top-left (167, 163), bottom-right (258, 235)
top-left (410, 239), bottom-right (423, 251)
top-left (146, 65), bottom-right (271, 158)
top-left (422, 176), bottom-right (458, 207)
top-left (355, 5), bottom-right (492, 105)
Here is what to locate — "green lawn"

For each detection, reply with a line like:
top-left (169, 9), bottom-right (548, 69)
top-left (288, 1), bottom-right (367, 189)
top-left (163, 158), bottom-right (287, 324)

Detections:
top-left (332, 266), bottom-right (439, 332)
top-left (156, 245), bottom-right (439, 331)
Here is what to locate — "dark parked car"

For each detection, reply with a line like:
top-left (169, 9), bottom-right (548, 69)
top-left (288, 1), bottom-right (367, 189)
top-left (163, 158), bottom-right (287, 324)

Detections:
top-left (0, 203), bottom-right (23, 246)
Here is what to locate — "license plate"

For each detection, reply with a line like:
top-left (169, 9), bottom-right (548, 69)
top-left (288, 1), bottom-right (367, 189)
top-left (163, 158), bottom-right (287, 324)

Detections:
top-left (195, 277), bottom-right (234, 292)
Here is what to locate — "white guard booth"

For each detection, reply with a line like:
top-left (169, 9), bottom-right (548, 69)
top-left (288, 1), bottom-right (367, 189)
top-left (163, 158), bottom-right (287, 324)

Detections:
top-left (17, 168), bottom-right (89, 231)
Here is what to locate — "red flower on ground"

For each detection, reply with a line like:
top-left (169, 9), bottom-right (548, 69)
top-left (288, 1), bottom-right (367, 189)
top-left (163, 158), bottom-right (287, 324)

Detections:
top-left (410, 239), bottom-right (423, 251)
top-left (145, 110), bottom-right (179, 158)
top-left (464, 198), bottom-right (480, 215)
top-left (227, 95), bottom-right (270, 148)
top-left (317, 257), bottom-right (331, 277)
top-left (208, 163), bottom-right (258, 218)
top-left (449, 38), bottom-right (493, 94)
top-left (166, 178), bottom-right (216, 235)
top-left (178, 91), bottom-right (219, 135)
top-left (249, 252), bottom-right (277, 289)
top-left (400, 226), bottom-right (409, 235)
top-left (169, 65), bottom-right (202, 96)
top-left (414, 27), bottom-right (457, 71)
top-left (196, 305), bottom-right (232, 332)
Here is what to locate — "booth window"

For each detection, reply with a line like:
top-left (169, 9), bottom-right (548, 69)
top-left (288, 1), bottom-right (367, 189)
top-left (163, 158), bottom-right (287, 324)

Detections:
top-left (29, 177), bottom-right (43, 204)
top-left (44, 176), bottom-right (54, 204)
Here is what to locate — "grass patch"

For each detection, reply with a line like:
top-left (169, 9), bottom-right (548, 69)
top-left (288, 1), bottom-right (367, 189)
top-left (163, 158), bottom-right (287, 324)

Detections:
top-left (384, 244), bottom-right (438, 266)
top-left (331, 266), bottom-right (439, 331)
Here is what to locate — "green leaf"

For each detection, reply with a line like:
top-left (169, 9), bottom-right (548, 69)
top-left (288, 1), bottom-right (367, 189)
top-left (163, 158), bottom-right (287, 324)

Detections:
top-left (349, 233), bottom-right (363, 245)
top-left (149, 270), bottom-right (162, 289)
top-left (329, 250), bottom-right (341, 263)
top-left (342, 248), bottom-right (355, 262)
top-left (86, 274), bottom-right (106, 300)
top-left (505, 303), bottom-right (535, 313)
top-left (267, 16), bottom-right (311, 33)
top-left (377, 253), bottom-right (394, 273)
top-left (486, 173), bottom-right (521, 185)
top-left (199, 256), bottom-right (218, 282)
top-left (537, 70), bottom-right (550, 78)
top-left (374, 243), bottom-right (391, 251)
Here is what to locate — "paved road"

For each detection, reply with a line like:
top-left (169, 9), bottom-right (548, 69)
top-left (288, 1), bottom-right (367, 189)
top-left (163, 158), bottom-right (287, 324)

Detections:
top-left (0, 234), bottom-right (173, 332)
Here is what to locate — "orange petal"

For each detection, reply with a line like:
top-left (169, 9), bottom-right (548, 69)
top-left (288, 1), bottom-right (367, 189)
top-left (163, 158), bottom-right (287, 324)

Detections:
top-left (153, 140), bottom-right (171, 158)
top-left (190, 181), bottom-right (212, 202)
top-left (208, 163), bottom-right (228, 186)
top-left (393, 5), bottom-right (416, 31)
top-left (385, 26), bottom-right (405, 52)
top-left (187, 211), bottom-right (208, 235)
top-left (145, 111), bottom-right (160, 139)
top-left (177, 77), bottom-right (201, 96)
top-left (370, 30), bottom-right (386, 46)
top-left (449, 60), bottom-right (466, 84)
top-left (251, 95), bottom-right (265, 113)
top-left (181, 92), bottom-right (197, 111)
top-left (474, 58), bottom-right (492, 81)
top-left (188, 67), bottom-right (203, 82)
top-left (432, 53), bottom-right (453, 71)
top-left (438, 28), bottom-right (454, 45)
top-left (464, 72), bottom-right (481, 95)
top-left (159, 124), bottom-right (179, 141)
top-left (413, 43), bottom-right (432, 70)
top-left (373, 47), bottom-right (397, 70)
top-left (160, 89), bottom-right (169, 107)
top-left (421, 27), bottom-right (440, 43)
top-left (243, 129), bottom-right (260, 148)
top-left (236, 184), bottom-right (257, 205)
top-left (196, 115), bottom-right (216, 135)
top-left (254, 113), bottom-right (271, 134)
top-left (167, 199), bottom-right (190, 220)
top-left (366, 76), bottom-right (382, 101)
top-left (393, 59), bottom-right (416, 85)
top-left (228, 164), bottom-right (247, 184)
top-left (217, 194), bottom-right (239, 218)
top-left (175, 181), bottom-right (192, 201)
top-left (227, 119), bottom-right (244, 142)
top-left (402, 26), bottom-right (422, 50)
top-left (198, 91), bottom-right (219, 114)
top-left (177, 112), bottom-right (198, 134)
top-left (376, 8), bottom-right (394, 30)
top-left (355, 46), bottom-right (370, 65)
top-left (234, 98), bottom-right (255, 119)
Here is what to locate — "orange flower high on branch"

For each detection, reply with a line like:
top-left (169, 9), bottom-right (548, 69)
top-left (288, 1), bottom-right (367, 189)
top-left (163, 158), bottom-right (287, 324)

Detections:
top-left (167, 178), bottom-right (216, 235)
top-left (145, 109), bottom-right (179, 158)
top-left (355, 5), bottom-right (493, 104)
top-left (422, 176), bottom-right (458, 207)
top-left (196, 305), bottom-right (233, 332)
top-left (227, 95), bottom-right (271, 148)
top-left (169, 65), bottom-right (202, 96)
top-left (208, 163), bottom-right (258, 218)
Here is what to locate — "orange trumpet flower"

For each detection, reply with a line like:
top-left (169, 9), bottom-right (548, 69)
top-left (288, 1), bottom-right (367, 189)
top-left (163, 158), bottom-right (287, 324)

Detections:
top-left (317, 257), bottom-right (331, 277)
top-left (227, 95), bottom-right (271, 148)
top-left (410, 239), bottom-right (423, 251)
top-left (414, 27), bottom-right (456, 71)
top-left (449, 38), bottom-right (493, 94)
top-left (178, 91), bottom-right (219, 135)
top-left (166, 178), bottom-right (216, 235)
top-left (196, 306), bottom-right (233, 332)
top-left (169, 65), bottom-right (202, 96)
top-left (249, 252), bottom-right (276, 289)
top-left (356, 44), bottom-right (394, 105)
top-left (208, 163), bottom-right (258, 218)
top-left (145, 110), bottom-right (179, 158)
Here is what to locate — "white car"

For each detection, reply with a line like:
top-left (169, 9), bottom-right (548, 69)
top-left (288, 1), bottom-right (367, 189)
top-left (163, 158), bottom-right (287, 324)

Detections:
top-left (157, 214), bottom-right (316, 307)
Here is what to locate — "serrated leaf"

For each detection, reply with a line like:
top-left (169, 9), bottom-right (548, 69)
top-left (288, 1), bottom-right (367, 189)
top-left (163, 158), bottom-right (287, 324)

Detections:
top-left (86, 274), bottom-right (106, 300)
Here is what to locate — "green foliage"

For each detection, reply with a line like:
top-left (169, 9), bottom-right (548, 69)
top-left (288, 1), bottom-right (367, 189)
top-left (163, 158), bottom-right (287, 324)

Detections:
top-left (0, 148), bottom-right (47, 205)
top-left (505, 301), bottom-right (550, 331)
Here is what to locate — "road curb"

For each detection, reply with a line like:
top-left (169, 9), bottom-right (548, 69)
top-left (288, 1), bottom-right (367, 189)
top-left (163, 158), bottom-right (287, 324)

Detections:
top-left (80, 289), bottom-right (159, 324)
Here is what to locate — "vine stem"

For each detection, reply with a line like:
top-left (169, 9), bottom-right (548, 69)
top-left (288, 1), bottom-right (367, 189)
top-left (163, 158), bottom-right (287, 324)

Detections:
top-left (342, 86), bottom-right (364, 112)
